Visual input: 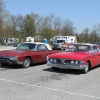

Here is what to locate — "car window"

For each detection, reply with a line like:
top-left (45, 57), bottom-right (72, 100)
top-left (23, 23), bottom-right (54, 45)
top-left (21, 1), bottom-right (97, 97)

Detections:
top-left (28, 43), bottom-right (36, 50)
top-left (16, 43), bottom-right (29, 50)
top-left (65, 44), bottom-right (91, 52)
top-left (37, 44), bottom-right (48, 51)
top-left (93, 46), bottom-right (98, 52)
top-left (16, 43), bottom-right (36, 50)
top-left (66, 45), bottom-right (77, 51)
top-left (97, 46), bottom-right (100, 52)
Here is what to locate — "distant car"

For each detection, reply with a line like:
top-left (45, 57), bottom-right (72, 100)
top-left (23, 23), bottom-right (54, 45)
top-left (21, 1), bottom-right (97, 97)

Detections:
top-left (0, 42), bottom-right (61, 68)
top-left (47, 43), bottom-right (100, 74)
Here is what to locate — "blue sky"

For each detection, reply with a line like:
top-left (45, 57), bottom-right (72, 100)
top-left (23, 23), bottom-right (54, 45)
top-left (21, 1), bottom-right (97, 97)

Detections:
top-left (4, 0), bottom-right (100, 33)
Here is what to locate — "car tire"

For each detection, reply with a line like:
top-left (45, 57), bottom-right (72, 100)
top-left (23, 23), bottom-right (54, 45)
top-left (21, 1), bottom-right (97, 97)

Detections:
top-left (82, 62), bottom-right (90, 74)
top-left (22, 58), bottom-right (30, 68)
top-left (0, 63), bottom-right (8, 66)
top-left (52, 67), bottom-right (59, 71)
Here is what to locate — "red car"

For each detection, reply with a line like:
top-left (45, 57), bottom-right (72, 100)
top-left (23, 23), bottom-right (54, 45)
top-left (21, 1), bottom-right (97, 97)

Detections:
top-left (0, 42), bottom-right (61, 68)
top-left (47, 43), bottom-right (100, 74)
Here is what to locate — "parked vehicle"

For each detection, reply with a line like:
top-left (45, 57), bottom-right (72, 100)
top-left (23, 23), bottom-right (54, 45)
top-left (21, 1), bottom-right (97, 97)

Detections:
top-left (47, 43), bottom-right (100, 74)
top-left (52, 36), bottom-right (77, 50)
top-left (26, 36), bottom-right (34, 42)
top-left (0, 42), bottom-right (61, 68)
top-left (0, 37), bottom-right (19, 45)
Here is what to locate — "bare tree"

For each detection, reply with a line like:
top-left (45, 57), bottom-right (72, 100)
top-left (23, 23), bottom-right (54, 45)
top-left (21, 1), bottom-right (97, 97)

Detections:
top-left (62, 19), bottom-right (75, 36)
top-left (81, 28), bottom-right (90, 43)
top-left (53, 17), bottom-right (62, 35)
top-left (21, 14), bottom-right (36, 40)
top-left (39, 15), bottom-right (55, 42)
top-left (30, 13), bottom-right (42, 34)
top-left (0, 0), bottom-right (9, 36)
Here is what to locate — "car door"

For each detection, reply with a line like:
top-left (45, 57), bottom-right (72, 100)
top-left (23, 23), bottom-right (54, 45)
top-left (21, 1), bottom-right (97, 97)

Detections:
top-left (91, 46), bottom-right (100, 67)
top-left (35, 44), bottom-right (48, 62)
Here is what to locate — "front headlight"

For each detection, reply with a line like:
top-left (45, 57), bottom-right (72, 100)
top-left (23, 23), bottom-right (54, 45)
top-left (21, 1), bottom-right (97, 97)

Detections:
top-left (54, 59), bottom-right (57, 63)
top-left (49, 58), bottom-right (53, 63)
top-left (71, 60), bottom-right (80, 65)
top-left (71, 60), bottom-right (74, 64)
top-left (9, 56), bottom-right (16, 61)
top-left (75, 61), bottom-right (79, 65)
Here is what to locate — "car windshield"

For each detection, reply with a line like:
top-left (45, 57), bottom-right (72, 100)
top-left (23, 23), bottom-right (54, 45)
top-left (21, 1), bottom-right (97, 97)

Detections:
top-left (16, 43), bottom-right (36, 50)
top-left (55, 40), bottom-right (65, 43)
top-left (65, 44), bottom-right (91, 52)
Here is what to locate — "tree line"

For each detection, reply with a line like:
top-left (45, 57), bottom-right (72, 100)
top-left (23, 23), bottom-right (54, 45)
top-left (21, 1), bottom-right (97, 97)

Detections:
top-left (0, 0), bottom-right (100, 43)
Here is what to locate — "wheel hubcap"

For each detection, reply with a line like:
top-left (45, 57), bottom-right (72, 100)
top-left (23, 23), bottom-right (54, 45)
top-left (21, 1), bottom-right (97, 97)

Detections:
top-left (85, 63), bottom-right (88, 72)
top-left (24, 59), bottom-right (30, 67)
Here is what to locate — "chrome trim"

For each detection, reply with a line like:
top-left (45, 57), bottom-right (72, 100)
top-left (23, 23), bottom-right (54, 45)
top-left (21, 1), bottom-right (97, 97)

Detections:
top-left (0, 56), bottom-right (23, 65)
top-left (47, 61), bottom-right (85, 70)
top-left (48, 58), bottom-right (80, 65)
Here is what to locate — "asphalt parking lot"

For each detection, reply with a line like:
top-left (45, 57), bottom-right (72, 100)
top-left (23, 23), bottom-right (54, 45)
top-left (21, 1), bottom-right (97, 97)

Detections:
top-left (0, 46), bottom-right (100, 100)
top-left (0, 63), bottom-right (100, 100)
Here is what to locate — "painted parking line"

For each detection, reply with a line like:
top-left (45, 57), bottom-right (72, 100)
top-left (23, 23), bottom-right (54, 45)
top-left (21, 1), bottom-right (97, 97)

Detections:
top-left (0, 78), bottom-right (100, 99)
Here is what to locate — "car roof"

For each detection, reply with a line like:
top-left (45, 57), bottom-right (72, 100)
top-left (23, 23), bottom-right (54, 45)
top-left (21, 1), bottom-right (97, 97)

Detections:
top-left (22, 42), bottom-right (45, 44)
top-left (69, 43), bottom-right (99, 46)
top-left (20, 42), bottom-right (52, 50)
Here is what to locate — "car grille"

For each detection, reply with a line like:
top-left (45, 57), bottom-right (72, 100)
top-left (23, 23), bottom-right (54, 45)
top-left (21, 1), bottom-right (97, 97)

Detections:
top-left (0, 56), bottom-right (15, 64)
top-left (49, 58), bottom-right (71, 64)
top-left (54, 59), bottom-right (62, 64)
top-left (49, 58), bottom-right (80, 66)
top-left (53, 44), bottom-right (58, 47)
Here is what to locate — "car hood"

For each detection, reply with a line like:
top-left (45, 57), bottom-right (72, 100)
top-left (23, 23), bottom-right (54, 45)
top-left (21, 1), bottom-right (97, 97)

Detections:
top-left (0, 49), bottom-right (30, 57)
top-left (48, 51), bottom-right (92, 60)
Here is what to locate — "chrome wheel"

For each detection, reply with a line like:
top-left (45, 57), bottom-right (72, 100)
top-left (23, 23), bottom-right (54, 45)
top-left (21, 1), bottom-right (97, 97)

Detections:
top-left (22, 58), bottom-right (30, 68)
top-left (82, 62), bottom-right (89, 74)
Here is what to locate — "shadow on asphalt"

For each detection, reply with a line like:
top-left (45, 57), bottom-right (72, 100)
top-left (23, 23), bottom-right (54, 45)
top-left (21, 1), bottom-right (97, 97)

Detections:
top-left (0, 62), bottom-right (46, 69)
top-left (0, 62), bottom-right (100, 74)
top-left (43, 65), bottom-right (100, 75)
top-left (43, 67), bottom-right (82, 75)
top-left (0, 64), bottom-right (22, 69)
top-left (90, 65), bottom-right (100, 71)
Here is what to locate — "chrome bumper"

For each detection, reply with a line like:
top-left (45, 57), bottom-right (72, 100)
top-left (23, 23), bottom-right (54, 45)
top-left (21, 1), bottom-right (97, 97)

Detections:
top-left (47, 62), bottom-right (85, 70)
top-left (0, 58), bottom-right (23, 65)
